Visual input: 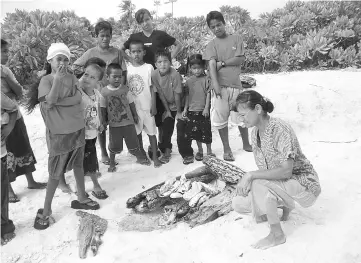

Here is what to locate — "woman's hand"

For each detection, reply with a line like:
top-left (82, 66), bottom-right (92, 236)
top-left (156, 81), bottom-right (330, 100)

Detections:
top-left (236, 172), bottom-right (253, 197)
top-left (202, 108), bottom-right (210, 118)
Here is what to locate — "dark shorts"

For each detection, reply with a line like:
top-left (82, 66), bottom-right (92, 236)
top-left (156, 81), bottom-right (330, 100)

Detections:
top-left (48, 146), bottom-right (85, 180)
top-left (83, 138), bottom-right (99, 175)
top-left (108, 125), bottom-right (139, 154)
top-left (154, 93), bottom-right (165, 128)
top-left (185, 111), bottom-right (212, 144)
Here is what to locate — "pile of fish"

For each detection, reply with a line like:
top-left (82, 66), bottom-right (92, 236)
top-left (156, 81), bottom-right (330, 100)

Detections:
top-left (125, 155), bottom-right (247, 228)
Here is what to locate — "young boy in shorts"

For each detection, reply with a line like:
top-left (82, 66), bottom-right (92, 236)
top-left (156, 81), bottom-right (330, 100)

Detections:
top-left (203, 11), bottom-right (252, 162)
top-left (151, 51), bottom-right (192, 164)
top-left (127, 40), bottom-right (162, 168)
top-left (101, 63), bottom-right (149, 172)
top-left (73, 21), bottom-right (127, 166)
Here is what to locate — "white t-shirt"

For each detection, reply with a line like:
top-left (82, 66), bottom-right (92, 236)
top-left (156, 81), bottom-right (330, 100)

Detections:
top-left (127, 63), bottom-right (153, 111)
top-left (80, 88), bottom-right (103, 140)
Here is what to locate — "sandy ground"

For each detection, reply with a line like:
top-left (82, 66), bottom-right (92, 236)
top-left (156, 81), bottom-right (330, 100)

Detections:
top-left (1, 69), bottom-right (361, 263)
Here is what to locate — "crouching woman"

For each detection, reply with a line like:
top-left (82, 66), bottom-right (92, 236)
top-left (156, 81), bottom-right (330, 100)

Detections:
top-left (232, 90), bottom-right (321, 250)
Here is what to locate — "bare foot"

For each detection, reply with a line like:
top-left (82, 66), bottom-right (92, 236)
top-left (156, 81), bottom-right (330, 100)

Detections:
top-left (255, 214), bottom-right (268, 223)
top-left (252, 231), bottom-right (286, 250)
top-left (1, 232), bottom-right (16, 245)
top-left (58, 183), bottom-right (72, 193)
top-left (153, 159), bottom-right (162, 168)
top-left (101, 156), bottom-right (110, 165)
top-left (281, 207), bottom-right (293, 221)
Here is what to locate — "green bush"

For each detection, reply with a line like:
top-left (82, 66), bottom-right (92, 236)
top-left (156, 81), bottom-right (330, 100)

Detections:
top-left (1, 1), bottom-right (361, 88)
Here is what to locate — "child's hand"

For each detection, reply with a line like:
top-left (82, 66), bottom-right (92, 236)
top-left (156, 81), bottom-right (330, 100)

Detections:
top-left (202, 108), bottom-right (210, 118)
top-left (212, 84), bottom-right (222, 99)
top-left (54, 64), bottom-right (67, 79)
top-left (182, 109), bottom-right (188, 118)
top-left (175, 112), bottom-right (183, 120)
top-left (150, 107), bottom-right (157, 117)
top-left (1, 66), bottom-right (9, 79)
top-left (162, 111), bottom-right (173, 122)
top-left (98, 125), bottom-right (105, 133)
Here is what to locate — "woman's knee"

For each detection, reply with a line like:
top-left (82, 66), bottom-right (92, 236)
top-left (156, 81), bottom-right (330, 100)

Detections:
top-left (232, 196), bottom-right (251, 214)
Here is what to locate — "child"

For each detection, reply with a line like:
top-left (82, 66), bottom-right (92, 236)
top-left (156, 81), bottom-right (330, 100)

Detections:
top-left (203, 11), bottom-right (252, 161)
top-left (101, 63), bottom-right (149, 172)
top-left (151, 51), bottom-right (192, 164)
top-left (1, 92), bottom-right (18, 245)
top-left (127, 40), bottom-right (162, 168)
top-left (182, 54), bottom-right (214, 161)
top-left (26, 43), bottom-right (100, 230)
top-left (79, 63), bottom-right (108, 199)
top-left (122, 8), bottom-right (183, 158)
top-left (73, 21), bottom-right (127, 166)
top-left (1, 39), bottom-right (46, 203)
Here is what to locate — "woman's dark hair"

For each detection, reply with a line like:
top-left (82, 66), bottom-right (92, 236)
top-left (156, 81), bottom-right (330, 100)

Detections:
top-left (186, 54), bottom-right (206, 75)
top-left (1, 39), bottom-right (9, 48)
top-left (135, 8), bottom-right (152, 24)
top-left (84, 57), bottom-right (106, 69)
top-left (206, 11), bottom-right (226, 27)
top-left (94, 21), bottom-right (112, 36)
top-left (155, 50), bottom-right (171, 63)
top-left (24, 62), bottom-right (52, 113)
top-left (236, 90), bottom-right (274, 113)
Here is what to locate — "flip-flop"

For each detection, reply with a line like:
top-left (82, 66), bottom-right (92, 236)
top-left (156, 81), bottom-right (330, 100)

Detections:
top-left (34, 208), bottom-right (51, 230)
top-left (1, 232), bottom-right (16, 245)
top-left (108, 166), bottom-right (117, 172)
top-left (243, 148), bottom-right (253, 153)
top-left (195, 152), bottom-right (203, 161)
top-left (71, 198), bottom-right (100, 210)
top-left (27, 182), bottom-right (47, 190)
top-left (91, 190), bottom-right (109, 200)
top-left (136, 158), bottom-right (151, 166)
top-left (183, 156), bottom-right (194, 165)
top-left (223, 152), bottom-right (235, 162)
top-left (101, 160), bottom-right (118, 166)
top-left (159, 155), bottom-right (171, 164)
top-left (9, 195), bottom-right (20, 203)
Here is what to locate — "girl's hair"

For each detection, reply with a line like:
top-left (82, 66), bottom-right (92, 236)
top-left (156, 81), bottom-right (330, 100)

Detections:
top-left (235, 90), bottom-right (274, 113)
top-left (186, 54), bottom-right (206, 75)
top-left (24, 61), bottom-right (52, 113)
top-left (135, 8), bottom-right (152, 24)
top-left (155, 50), bottom-right (171, 63)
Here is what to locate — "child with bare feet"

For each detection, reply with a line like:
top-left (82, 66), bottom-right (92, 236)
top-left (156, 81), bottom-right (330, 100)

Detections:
top-left (182, 54), bottom-right (214, 164)
top-left (79, 63), bottom-right (108, 199)
top-left (127, 40), bottom-right (162, 168)
top-left (101, 63), bottom-right (149, 172)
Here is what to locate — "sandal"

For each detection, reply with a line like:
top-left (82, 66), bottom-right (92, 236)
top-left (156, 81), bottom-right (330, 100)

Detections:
top-left (9, 195), bottom-right (20, 203)
top-left (71, 198), bottom-right (100, 210)
top-left (183, 156), bottom-right (194, 165)
top-left (195, 152), bottom-right (203, 161)
top-left (91, 190), bottom-right (109, 200)
top-left (34, 208), bottom-right (51, 230)
top-left (223, 152), bottom-right (235, 162)
top-left (159, 155), bottom-right (171, 164)
top-left (1, 232), bottom-right (16, 245)
top-left (27, 182), bottom-right (47, 190)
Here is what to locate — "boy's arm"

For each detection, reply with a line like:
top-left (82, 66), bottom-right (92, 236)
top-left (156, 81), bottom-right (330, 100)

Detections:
top-left (217, 35), bottom-right (246, 68)
top-left (129, 102), bottom-right (138, 124)
top-left (150, 85), bottom-right (157, 117)
top-left (208, 59), bottom-right (221, 98)
top-left (1, 67), bottom-right (23, 99)
top-left (1, 110), bottom-right (17, 141)
top-left (72, 51), bottom-right (89, 76)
